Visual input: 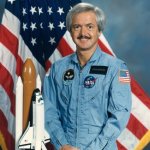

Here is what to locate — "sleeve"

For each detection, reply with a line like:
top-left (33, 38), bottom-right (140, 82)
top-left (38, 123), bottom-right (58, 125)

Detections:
top-left (43, 65), bottom-right (69, 150)
top-left (86, 62), bottom-right (132, 150)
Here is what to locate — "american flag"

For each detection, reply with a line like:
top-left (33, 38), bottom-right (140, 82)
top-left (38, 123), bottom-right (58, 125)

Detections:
top-left (0, 0), bottom-right (150, 150)
top-left (119, 70), bottom-right (130, 83)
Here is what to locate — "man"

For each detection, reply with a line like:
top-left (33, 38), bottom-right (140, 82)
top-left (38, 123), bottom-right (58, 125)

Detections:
top-left (43, 2), bottom-right (132, 150)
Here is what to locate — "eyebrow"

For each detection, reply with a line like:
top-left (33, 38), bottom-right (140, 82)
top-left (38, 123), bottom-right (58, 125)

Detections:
top-left (72, 23), bottom-right (95, 26)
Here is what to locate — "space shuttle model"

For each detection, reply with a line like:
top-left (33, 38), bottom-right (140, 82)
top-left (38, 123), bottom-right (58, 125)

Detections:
top-left (15, 58), bottom-right (50, 150)
top-left (18, 88), bottom-right (50, 150)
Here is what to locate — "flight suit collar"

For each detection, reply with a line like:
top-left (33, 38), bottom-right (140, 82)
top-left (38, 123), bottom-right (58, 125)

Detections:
top-left (71, 46), bottom-right (103, 64)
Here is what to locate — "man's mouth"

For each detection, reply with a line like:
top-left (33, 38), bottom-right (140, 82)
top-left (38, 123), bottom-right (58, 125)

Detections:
top-left (77, 36), bottom-right (91, 40)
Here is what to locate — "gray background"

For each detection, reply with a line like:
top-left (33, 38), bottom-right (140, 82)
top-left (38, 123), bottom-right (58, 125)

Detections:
top-left (0, 0), bottom-right (150, 96)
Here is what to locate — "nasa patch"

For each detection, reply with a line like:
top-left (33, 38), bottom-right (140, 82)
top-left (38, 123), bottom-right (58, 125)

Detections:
top-left (84, 76), bottom-right (96, 88)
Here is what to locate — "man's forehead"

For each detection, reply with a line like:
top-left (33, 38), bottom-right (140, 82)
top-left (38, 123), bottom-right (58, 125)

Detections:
top-left (73, 11), bottom-right (96, 18)
top-left (72, 12), bottom-right (97, 23)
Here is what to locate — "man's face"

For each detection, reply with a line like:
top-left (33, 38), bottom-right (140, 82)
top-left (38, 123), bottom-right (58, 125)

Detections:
top-left (71, 11), bottom-right (100, 51)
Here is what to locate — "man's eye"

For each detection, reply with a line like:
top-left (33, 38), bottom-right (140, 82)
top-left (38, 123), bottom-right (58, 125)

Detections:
top-left (88, 25), bottom-right (94, 30)
top-left (72, 25), bottom-right (80, 30)
top-left (75, 26), bottom-right (79, 29)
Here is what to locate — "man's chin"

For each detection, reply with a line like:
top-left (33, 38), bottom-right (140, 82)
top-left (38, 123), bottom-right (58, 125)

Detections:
top-left (77, 44), bottom-right (90, 50)
top-left (77, 47), bottom-right (91, 51)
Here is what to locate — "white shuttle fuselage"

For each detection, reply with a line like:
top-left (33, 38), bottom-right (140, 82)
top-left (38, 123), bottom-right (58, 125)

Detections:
top-left (18, 88), bottom-right (50, 150)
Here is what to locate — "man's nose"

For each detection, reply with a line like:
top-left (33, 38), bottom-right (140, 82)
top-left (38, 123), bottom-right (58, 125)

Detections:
top-left (80, 26), bottom-right (87, 35)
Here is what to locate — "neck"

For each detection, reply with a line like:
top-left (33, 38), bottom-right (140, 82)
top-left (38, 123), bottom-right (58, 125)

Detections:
top-left (77, 47), bottom-right (96, 67)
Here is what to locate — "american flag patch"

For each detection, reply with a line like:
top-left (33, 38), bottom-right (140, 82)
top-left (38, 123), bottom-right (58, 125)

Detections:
top-left (119, 70), bottom-right (131, 83)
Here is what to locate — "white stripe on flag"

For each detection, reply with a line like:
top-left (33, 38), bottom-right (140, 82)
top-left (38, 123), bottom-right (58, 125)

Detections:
top-left (99, 33), bottom-right (115, 56)
top-left (118, 128), bottom-right (139, 150)
top-left (2, 9), bottom-right (20, 37)
top-left (131, 93), bottom-right (150, 129)
top-left (63, 31), bottom-right (76, 51)
top-left (0, 44), bottom-right (18, 96)
top-left (49, 48), bottom-right (62, 64)
top-left (0, 43), bottom-right (17, 85)
top-left (0, 85), bottom-right (15, 138)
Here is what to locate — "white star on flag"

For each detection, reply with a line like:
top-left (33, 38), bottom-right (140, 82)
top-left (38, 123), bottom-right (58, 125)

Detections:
top-left (30, 22), bottom-right (37, 31)
top-left (30, 6), bottom-right (37, 15)
top-left (40, 23), bottom-right (43, 29)
top-left (49, 37), bottom-right (56, 45)
top-left (23, 23), bottom-right (28, 31)
top-left (58, 21), bottom-right (65, 30)
top-left (38, 7), bottom-right (43, 15)
top-left (8, 0), bottom-right (16, 4)
top-left (22, 8), bottom-right (27, 16)
top-left (47, 7), bottom-right (53, 15)
top-left (48, 22), bottom-right (55, 31)
top-left (31, 37), bottom-right (37, 46)
top-left (57, 7), bottom-right (64, 15)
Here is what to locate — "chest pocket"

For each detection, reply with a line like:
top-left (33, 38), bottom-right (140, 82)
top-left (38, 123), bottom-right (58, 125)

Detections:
top-left (83, 74), bottom-right (106, 102)
top-left (60, 67), bottom-right (75, 105)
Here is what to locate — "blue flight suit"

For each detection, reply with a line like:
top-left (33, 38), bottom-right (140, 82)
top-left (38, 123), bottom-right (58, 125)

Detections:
top-left (43, 46), bottom-right (132, 150)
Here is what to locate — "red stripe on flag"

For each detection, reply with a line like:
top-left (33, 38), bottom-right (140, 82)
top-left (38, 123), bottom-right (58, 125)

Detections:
top-left (0, 25), bottom-right (18, 60)
top-left (117, 141), bottom-right (127, 150)
top-left (57, 38), bottom-right (74, 57)
top-left (98, 39), bottom-right (113, 56)
top-left (0, 110), bottom-right (15, 150)
top-left (127, 114), bottom-right (148, 140)
top-left (131, 76), bottom-right (150, 109)
top-left (0, 24), bottom-right (23, 76)
top-left (45, 60), bottom-right (52, 72)
top-left (0, 63), bottom-right (15, 115)
top-left (16, 55), bottom-right (24, 76)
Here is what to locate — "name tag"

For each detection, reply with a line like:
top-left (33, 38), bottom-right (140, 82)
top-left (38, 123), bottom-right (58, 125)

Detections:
top-left (90, 66), bottom-right (108, 75)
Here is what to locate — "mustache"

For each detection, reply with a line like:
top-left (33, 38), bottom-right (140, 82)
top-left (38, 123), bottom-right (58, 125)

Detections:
top-left (77, 35), bottom-right (91, 39)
